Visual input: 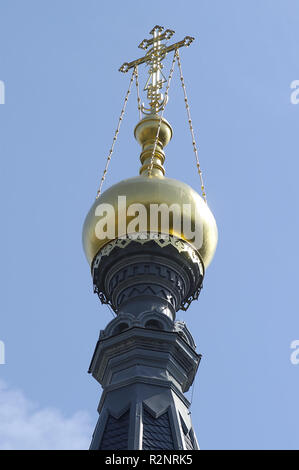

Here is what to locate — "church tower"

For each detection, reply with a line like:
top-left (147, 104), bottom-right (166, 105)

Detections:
top-left (82, 26), bottom-right (218, 450)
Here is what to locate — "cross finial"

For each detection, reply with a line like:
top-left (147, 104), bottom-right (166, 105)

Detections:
top-left (119, 26), bottom-right (194, 114)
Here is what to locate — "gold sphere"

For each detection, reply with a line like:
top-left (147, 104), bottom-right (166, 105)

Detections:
top-left (82, 175), bottom-right (218, 269)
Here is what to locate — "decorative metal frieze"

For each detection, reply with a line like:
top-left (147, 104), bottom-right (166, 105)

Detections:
top-left (117, 284), bottom-right (177, 310)
top-left (92, 233), bottom-right (204, 313)
top-left (108, 262), bottom-right (186, 296)
top-left (92, 233), bottom-right (203, 275)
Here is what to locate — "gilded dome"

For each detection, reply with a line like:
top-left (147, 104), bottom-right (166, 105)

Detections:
top-left (82, 174), bottom-right (217, 269)
top-left (82, 115), bottom-right (218, 269)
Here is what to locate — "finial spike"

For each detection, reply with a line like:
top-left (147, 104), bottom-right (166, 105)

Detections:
top-left (149, 25), bottom-right (164, 34)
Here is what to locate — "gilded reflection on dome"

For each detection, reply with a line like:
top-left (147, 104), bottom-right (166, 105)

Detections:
top-left (82, 174), bottom-right (218, 269)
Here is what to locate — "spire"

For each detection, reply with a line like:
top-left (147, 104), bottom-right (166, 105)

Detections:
top-left (82, 25), bottom-right (218, 451)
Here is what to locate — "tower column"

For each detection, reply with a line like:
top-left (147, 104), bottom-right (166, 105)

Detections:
top-left (88, 235), bottom-right (203, 450)
top-left (89, 311), bottom-right (200, 450)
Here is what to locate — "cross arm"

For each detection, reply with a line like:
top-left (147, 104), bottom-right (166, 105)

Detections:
top-left (163, 36), bottom-right (195, 55)
top-left (119, 36), bottom-right (195, 73)
top-left (119, 55), bottom-right (149, 73)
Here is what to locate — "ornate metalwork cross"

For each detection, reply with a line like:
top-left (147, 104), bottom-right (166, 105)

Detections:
top-left (119, 25), bottom-right (194, 114)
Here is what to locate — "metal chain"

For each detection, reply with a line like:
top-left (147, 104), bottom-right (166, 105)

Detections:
top-left (134, 66), bottom-right (142, 120)
top-left (96, 66), bottom-right (136, 198)
top-left (148, 50), bottom-right (178, 176)
top-left (176, 50), bottom-right (207, 202)
top-left (188, 373), bottom-right (197, 414)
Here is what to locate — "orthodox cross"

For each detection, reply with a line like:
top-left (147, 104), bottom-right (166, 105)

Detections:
top-left (119, 25), bottom-right (194, 114)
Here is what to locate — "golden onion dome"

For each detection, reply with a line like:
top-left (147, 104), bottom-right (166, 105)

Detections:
top-left (82, 114), bottom-right (218, 269)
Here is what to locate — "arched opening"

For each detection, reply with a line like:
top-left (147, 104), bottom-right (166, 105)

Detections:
top-left (113, 322), bottom-right (129, 335)
top-left (145, 319), bottom-right (164, 330)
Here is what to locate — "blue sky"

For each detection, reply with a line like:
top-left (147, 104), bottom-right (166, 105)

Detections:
top-left (0, 0), bottom-right (299, 450)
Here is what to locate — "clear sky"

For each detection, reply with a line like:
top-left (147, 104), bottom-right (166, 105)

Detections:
top-left (0, 0), bottom-right (299, 450)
